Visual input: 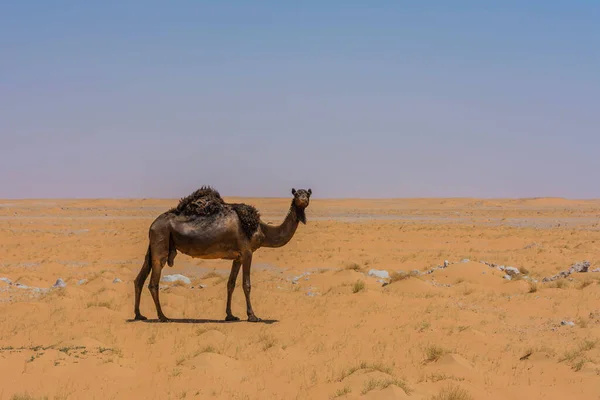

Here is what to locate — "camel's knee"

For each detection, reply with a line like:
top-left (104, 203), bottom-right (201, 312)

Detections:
top-left (243, 281), bottom-right (251, 293)
top-left (148, 283), bottom-right (159, 291)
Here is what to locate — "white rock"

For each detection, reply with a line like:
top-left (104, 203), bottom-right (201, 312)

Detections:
top-left (113, 278), bottom-right (122, 284)
top-left (368, 269), bottom-right (390, 279)
top-left (77, 279), bottom-right (87, 285)
top-left (161, 274), bottom-right (191, 285)
top-left (503, 275), bottom-right (512, 280)
top-left (561, 320), bottom-right (575, 327)
top-left (0, 277), bottom-right (12, 285)
top-left (505, 267), bottom-right (520, 276)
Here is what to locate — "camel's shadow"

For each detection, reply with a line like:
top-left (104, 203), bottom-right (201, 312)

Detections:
top-left (126, 318), bottom-right (278, 325)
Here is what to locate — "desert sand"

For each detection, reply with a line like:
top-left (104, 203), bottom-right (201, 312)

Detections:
top-left (1, 196), bottom-right (599, 399)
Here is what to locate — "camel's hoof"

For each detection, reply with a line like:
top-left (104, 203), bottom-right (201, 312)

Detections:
top-left (247, 315), bottom-right (262, 323)
top-left (134, 314), bottom-right (148, 321)
top-left (158, 315), bottom-right (170, 322)
top-left (225, 315), bottom-right (240, 322)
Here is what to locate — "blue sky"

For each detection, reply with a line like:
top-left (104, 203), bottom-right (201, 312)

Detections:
top-left (1, 1), bottom-right (599, 199)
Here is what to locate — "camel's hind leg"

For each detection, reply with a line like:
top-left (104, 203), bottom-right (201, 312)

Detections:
top-left (147, 230), bottom-right (171, 322)
top-left (133, 245), bottom-right (151, 320)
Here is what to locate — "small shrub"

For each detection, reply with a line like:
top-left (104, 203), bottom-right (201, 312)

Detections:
top-left (573, 359), bottom-right (587, 372)
top-left (345, 263), bottom-right (362, 272)
top-left (549, 279), bottom-right (569, 289)
top-left (352, 280), bottom-right (365, 293)
top-left (424, 345), bottom-right (445, 362)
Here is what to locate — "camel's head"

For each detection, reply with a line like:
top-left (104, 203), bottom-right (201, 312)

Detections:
top-left (291, 188), bottom-right (311, 223)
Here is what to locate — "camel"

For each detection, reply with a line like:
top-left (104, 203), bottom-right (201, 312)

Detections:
top-left (133, 186), bottom-right (311, 322)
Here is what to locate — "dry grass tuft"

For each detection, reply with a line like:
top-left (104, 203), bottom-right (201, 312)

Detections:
top-left (518, 266), bottom-right (530, 275)
top-left (527, 281), bottom-right (538, 293)
top-left (577, 279), bottom-right (594, 290)
top-left (361, 378), bottom-right (410, 395)
top-left (390, 270), bottom-right (417, 283)
top-left (352, 280), bottom-right (365, 293)
top-left (331, 386), bottom-right (351, 398)
top-left (424, 345), bottom-right (446, 362)
top-left (339, 361), bottom-right (394, 381)
top-left (345, 263), bottom-right (362, 272)
top-left (202, 271), bottom-right (222, 279)
top-left (258, 333), bottom-right (277, 351)
top-left (430, 384), bottom-right (473, 400)
top-left (549, 279), bottom-right (570, 289)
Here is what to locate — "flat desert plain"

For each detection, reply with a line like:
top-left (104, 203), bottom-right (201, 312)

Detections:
top-left (1, 197), bottom-right (600, 400)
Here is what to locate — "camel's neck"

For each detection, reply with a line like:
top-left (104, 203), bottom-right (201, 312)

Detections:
top-left (259, 201), bottom-right (304, 248)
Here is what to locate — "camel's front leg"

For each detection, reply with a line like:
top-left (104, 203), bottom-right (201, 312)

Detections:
top-left (241, 252), bottom-right (262, 322)
top-left (225, 259), bottom-right (242, 321)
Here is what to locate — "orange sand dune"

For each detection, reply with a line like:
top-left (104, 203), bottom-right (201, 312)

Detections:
top-left (1, 197), bottom-right (599, 399)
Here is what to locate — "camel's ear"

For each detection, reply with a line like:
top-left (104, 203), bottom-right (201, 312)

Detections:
top-left (291, 188), bottom-right (297, 196)
top-left (308, 189), bottom-right (312, 196)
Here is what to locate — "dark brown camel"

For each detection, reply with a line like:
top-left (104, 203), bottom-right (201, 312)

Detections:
top-left (133, 187), bottom-right (311, 322)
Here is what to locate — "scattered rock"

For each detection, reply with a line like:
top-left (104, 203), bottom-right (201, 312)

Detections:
top-left (505, 267), bottom-right (520, 276)
top-left (461, 259), bottom-right (470, 263)
top-left (291, 272), bottom-right (311, 284)
top-left (112, 278), bottom-right (122, 284)
top-left (161, 274), bottom-right (191, 285)
top-left (0, 277), bottom-right (12, 285)
top-left (410, 269), bottom-right (421, 276)
top-left (543, 261), bottom-right (592, 282)
top-left (503, 275), bottom-right (512, 281)
top-left (561, 320), bottom-right (575, 327)
top-left (77, 279), bottom-right (87, 285)
top-left (368, 269), bottom-right (390, 279)
top-left (570, 261), bottom-right (591, 273)
top-left (443, 260), bottom-right (450, 268)
top-left (52, 278), bottom-right (67, 289)
top-left (592, 268), bottom-right (600, 273)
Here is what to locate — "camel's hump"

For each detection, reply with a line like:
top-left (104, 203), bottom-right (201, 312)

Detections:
top-left (171, 186), bottom-right (224, 215)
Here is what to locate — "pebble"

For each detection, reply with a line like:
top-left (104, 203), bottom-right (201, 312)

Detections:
top-left (77, 279), bottom-right (87, 285)
top-left (503, 275), bottom-right (512, 280)
top-left (52, 278), bottom-right (67, 289)
top-left (113, 278), bottom-right (122, 284)
top-left (561, 320), bottom-right (575, 327)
